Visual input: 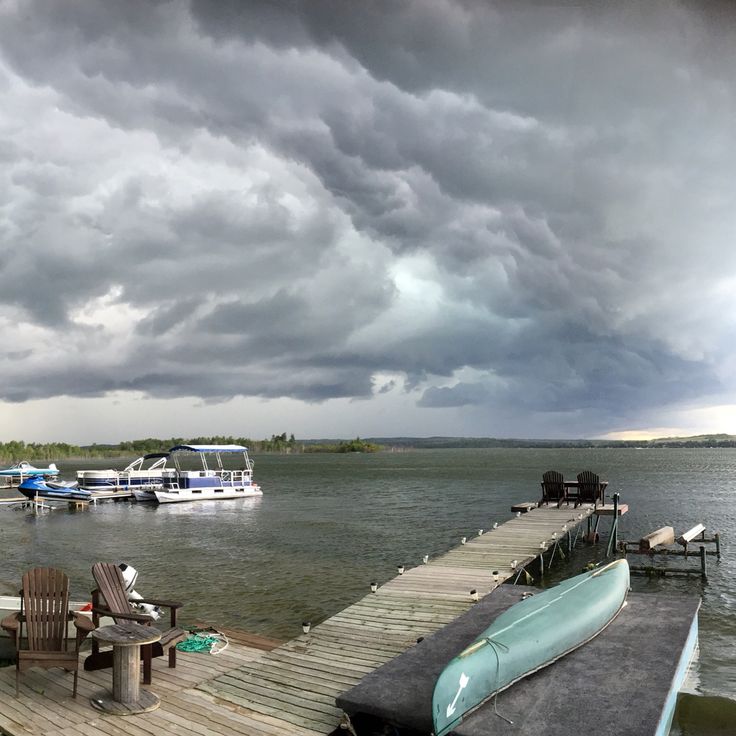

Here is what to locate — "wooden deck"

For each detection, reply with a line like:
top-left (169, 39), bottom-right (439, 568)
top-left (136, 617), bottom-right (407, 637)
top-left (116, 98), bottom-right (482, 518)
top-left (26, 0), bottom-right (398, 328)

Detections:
top-left (198, 504), bottom-right (595, 733)
top-left (0, 503), bottom-right (595, 735)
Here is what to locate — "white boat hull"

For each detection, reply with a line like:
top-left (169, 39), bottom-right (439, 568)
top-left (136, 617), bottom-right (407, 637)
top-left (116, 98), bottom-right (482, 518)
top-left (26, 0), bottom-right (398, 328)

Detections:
top-left (154, 485), bottom-right (263, 503)
top-left (132, 489), bottom-right (158, 502)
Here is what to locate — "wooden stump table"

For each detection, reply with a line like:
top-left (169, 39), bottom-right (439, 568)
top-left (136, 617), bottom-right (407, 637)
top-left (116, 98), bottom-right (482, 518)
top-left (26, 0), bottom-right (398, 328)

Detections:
top-left (90, 622), bottom-right (162, 715)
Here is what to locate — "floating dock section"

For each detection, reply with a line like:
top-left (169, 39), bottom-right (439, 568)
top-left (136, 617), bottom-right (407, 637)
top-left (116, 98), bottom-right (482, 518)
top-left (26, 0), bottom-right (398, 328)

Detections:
top-left (337, 587), bottom-right (700, 736)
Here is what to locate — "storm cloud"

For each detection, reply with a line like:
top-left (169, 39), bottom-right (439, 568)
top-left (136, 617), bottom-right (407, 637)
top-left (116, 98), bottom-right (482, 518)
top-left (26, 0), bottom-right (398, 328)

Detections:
top-left (1, 0), bottom-right (735, 439)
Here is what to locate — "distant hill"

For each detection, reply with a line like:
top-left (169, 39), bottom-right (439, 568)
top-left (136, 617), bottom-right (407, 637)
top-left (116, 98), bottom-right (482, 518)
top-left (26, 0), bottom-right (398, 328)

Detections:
top-left (358, 434), bottom-right (736, 449)
top-left (645, 433), bottom-right (736, 448)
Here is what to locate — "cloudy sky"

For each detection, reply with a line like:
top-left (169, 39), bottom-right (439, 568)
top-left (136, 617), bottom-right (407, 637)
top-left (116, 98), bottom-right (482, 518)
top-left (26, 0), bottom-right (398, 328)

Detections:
top-left (1, 0), bottom-right (735, 443)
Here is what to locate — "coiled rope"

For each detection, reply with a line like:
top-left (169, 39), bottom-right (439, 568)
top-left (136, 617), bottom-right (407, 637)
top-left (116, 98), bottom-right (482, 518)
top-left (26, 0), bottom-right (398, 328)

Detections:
top-left (176, 627), bottom-right (229, 655)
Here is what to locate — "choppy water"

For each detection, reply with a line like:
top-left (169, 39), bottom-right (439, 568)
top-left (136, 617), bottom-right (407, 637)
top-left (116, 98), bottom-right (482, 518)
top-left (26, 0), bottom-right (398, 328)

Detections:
top-left (1, 447), bottom-right (734, 731)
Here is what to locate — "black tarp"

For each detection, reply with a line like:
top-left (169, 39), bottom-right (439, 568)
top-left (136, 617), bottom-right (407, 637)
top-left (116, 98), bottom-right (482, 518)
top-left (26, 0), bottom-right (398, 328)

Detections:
top-left (336, 587), bottom-right (700, 736)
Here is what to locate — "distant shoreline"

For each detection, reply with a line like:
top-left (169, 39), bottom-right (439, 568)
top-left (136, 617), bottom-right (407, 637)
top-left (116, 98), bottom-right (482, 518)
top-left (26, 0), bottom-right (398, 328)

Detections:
top-left (360, 435), bottom-right (736, 449)
top-left (1, 433), bottom-right (734, 463)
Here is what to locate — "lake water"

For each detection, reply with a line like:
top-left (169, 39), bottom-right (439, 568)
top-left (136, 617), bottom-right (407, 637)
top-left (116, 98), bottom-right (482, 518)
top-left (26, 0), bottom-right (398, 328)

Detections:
top-left (1, 447), bottom-right (734, 733)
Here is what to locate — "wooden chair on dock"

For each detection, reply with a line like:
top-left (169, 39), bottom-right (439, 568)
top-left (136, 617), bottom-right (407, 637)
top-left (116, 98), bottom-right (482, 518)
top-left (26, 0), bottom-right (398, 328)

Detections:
top-left (0, 567), bottom-right (95, 697)
top-left (539, 470), bottom-right (567, 507)
top-left (84, 562), bottom-right (187, 685)
top-left (576, 470), bottom-right (605, 508)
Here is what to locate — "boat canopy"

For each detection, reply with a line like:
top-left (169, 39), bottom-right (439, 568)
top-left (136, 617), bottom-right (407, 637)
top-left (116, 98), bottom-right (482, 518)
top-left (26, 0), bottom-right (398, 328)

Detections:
top-left (168, 444), bottom-right (248, 453)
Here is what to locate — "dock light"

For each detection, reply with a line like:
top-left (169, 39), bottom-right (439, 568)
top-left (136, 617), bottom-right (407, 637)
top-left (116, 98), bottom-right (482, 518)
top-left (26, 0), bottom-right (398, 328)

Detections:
top-left (398, 564), bottom-right (405, 575)
top-left (478, 529), bottom-right (483, 536)
top-left (492, 570), bottom-right (499, 584)
top-left (578, 513), bottom-right (583, 520)
top-left (562, 524), bottom-right (568, 531)
top-left (461, 536), bottom-right (467, 545)
top-left (516, 511), bottom-right (521, 518)
top-left (552, 532), bottom-right (558, 539)
top-left (370, 581), bottom-right (377, 593)
top-left (493, 522), bottom-right (499, 529)
top-left (422, 554), bottom-right (429, 564)
top-left (511, 559), bottom-right (518, 569)
top-left (470, 589), bottom-right (479, 602)
top-left (302, 621), bottom-right (311, 634)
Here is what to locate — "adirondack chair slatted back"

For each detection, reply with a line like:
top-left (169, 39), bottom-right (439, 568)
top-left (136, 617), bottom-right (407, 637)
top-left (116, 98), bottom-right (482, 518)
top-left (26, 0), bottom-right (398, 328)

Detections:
top-left (4, 566), bottom-right (94, 698)
top-left (92, 563), bottom-right (134, 623)
top-left (22, 567), bottom-right (70, 652)
top-left (541, 470), bottom-right (566, 505)
top-left (577, 470), bottom-right (602, 505)
top-left (87, 561), bottom-right (186, 685)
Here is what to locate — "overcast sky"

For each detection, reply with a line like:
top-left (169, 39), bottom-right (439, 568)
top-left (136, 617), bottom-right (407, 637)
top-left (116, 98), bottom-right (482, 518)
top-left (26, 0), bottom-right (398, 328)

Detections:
top-left (1, 0), bottom-right (736, 443)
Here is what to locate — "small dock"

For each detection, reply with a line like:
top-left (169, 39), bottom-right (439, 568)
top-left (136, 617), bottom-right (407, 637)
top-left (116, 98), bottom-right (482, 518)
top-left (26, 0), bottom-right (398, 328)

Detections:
top-left (0, 490), bottom-right (134, 512)
top-left (337, 587), bottom-right (700, 736)
top-left (0, 503), bottom-right (606, 735)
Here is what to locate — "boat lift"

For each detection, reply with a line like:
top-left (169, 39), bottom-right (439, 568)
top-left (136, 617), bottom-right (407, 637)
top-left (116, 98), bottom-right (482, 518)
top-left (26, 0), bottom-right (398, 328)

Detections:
top-left (619, 523), bottom-right (721, 580)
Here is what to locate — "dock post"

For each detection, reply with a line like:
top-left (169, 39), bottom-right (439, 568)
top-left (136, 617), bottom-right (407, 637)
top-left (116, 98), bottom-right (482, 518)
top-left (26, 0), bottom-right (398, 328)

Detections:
top-left (700, 545), bottom-right (707, 580)
top-left (605, 493), bottom-right (620, 557)
top-left (613, 492), bottom-right (619, 550)
top-left (715, 533), bottom-right (721, 559)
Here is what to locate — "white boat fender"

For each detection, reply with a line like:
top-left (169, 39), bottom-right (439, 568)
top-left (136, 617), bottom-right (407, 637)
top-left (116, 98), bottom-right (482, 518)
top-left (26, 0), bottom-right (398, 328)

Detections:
top-left (118, 563), bottom-right (161, 621)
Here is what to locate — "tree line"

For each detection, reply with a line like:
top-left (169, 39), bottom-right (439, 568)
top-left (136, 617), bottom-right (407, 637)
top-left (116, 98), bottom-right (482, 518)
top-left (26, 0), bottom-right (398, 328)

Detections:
top-left (0, 434), bottom-right (382, 462)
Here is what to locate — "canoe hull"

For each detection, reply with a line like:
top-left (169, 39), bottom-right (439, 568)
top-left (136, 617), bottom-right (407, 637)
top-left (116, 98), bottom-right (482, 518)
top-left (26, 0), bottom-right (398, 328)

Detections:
top-left (433, 558), bottom-right (630, 736)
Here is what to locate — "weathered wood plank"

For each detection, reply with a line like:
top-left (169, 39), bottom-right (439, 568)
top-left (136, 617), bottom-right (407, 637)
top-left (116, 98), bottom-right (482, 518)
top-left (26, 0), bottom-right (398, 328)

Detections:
top-left (198, 679), bottom-right (339, 731)
top-left (640, 526), bottom-right (676, 551)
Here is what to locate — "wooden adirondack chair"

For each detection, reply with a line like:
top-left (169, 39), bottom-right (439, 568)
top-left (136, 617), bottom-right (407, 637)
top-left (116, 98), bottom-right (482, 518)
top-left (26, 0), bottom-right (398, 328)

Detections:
top-left (576, 470), bottom-right (605, 508)
top-left (0, 567), bottom-right (95, 697)
top-left (539, 470), bottom-right (567, 507)
top-left (84, 562), bottom-right (186, 685)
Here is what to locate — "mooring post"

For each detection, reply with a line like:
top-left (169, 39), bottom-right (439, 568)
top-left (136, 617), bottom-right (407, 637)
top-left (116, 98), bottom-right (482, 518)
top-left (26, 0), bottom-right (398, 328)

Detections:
top-left (604, 493), bottom-right (620, 557)
top-left (715, 533), bottom-right (721, 559)
top-left (700, 545), bottom-right (707, 580)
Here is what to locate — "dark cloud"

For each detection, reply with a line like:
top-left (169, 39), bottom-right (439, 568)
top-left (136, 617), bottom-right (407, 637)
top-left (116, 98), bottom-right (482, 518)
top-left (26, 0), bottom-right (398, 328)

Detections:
top-left (0, 0), bottom-right (734, 436)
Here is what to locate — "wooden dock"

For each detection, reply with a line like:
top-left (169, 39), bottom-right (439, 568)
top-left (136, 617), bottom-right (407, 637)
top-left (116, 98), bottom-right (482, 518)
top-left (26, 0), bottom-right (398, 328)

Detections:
top-left (0, 503), bottom-right (595, 735)
top-left (0, 490), bottom-right (134, 511)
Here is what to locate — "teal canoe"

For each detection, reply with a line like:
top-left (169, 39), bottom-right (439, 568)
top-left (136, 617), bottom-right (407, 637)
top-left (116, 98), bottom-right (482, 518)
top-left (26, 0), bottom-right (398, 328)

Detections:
top-left (432, 558), bottom-right (630, 736)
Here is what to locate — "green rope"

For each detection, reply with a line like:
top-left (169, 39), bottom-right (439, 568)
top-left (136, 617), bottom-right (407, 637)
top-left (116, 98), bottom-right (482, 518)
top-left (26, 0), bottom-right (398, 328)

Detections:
top-left (176, 627), bottom-right (228, 653)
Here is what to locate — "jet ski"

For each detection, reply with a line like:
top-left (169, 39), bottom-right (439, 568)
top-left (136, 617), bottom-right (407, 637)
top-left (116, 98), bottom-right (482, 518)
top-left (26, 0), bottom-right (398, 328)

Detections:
top-left (18, 476), bottom-right (92, 502)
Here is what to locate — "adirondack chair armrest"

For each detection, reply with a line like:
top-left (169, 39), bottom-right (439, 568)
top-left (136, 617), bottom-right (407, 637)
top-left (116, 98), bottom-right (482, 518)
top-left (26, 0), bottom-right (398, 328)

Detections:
top-left (135, 597), bottom-right (183, 609)
top-left (91, 606), bottom-right (153, 623)
top-left (71, 612), bottom-right (96, 634)
top-left (1, 611), bottom-right (19, 634)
